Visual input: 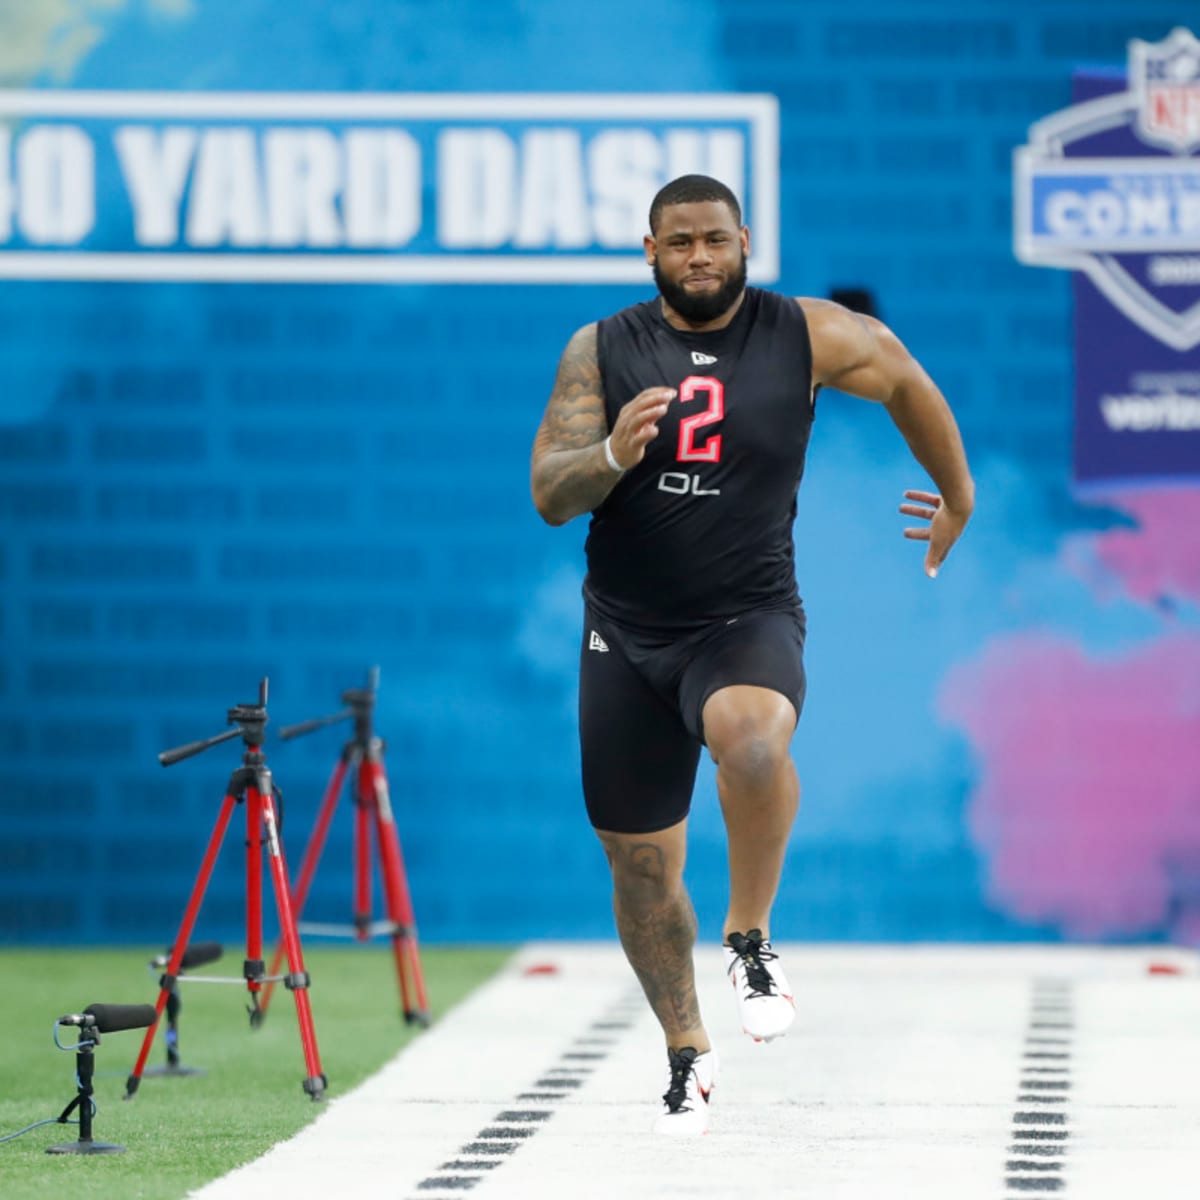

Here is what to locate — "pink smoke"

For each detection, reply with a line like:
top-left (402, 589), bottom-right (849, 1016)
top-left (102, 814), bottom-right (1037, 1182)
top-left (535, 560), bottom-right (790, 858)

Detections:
top-left (940, 634), bottom-right (1200, 938)
top-left (1068, 487), bottom-right (1200, 606)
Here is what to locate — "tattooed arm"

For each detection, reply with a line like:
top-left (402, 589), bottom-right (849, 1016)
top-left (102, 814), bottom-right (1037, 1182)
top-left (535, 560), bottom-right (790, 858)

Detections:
top-left (531, 323), bottom-right (676, 526)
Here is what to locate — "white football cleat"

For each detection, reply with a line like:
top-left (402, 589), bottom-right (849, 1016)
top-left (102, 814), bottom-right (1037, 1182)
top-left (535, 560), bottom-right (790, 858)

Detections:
top-left (724, 929), bottom-right (795, 1042)
top-left (653, 1045), bottom-right (718, 1136)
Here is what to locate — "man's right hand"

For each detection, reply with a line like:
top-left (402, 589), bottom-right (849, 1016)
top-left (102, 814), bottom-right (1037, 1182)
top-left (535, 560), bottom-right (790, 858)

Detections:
top-left (607, 387), bottom-right (677, 469)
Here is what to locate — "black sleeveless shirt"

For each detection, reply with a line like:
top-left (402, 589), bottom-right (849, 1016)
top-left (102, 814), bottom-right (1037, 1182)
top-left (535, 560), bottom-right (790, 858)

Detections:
top-left (585, 287), bottom-right (815, 634)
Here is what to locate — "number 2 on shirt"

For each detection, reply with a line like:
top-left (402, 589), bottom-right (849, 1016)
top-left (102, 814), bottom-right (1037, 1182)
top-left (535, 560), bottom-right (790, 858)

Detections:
top-left (676, 375), bottom-right (724, 463)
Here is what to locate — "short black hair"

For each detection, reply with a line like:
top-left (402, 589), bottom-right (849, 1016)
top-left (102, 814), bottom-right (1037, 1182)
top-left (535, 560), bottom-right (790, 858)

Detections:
top-left (648, 174), bottom-right (743, 234)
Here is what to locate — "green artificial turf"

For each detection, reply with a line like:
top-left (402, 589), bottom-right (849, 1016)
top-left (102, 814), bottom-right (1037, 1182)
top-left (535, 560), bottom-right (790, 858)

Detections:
top-left (0, 945), bottom-right (511, 1200)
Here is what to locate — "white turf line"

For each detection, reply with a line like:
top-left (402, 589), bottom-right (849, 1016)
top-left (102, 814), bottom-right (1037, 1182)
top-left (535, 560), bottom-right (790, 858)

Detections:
top-left (189, 943), bottom-right (1200, 1200)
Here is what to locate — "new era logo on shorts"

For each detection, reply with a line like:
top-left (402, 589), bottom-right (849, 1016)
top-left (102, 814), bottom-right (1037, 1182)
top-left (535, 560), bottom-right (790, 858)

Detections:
top-left (588, 631), bottom-right (609, 652)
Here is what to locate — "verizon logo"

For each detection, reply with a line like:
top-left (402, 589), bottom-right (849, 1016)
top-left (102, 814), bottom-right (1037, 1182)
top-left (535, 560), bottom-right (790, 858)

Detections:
top-left (1101, 393), bottom-right (1200, 431)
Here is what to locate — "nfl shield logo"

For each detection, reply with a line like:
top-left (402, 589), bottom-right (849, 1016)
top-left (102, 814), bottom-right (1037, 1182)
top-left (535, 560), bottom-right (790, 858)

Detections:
top-left (1132, 27), bottom-right (1200, 153)
top-left (1015, 25), bottom-right (1200, 350)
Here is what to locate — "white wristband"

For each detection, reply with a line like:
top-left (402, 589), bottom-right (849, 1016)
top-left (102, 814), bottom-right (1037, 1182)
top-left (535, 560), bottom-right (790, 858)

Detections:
top-left (603, 435), bottom-right (626, 474)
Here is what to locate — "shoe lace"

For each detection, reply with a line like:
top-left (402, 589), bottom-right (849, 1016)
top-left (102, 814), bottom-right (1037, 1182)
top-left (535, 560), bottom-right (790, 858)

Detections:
top-left (662, 1047), bottom-right (698, 1113)
top-left (726, 929), bottom-right (778, 997)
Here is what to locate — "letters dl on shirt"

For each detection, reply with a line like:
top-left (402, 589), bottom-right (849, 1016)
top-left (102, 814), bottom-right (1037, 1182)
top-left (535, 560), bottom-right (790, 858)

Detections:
top-left (0, 91), bottom-right (778, 284)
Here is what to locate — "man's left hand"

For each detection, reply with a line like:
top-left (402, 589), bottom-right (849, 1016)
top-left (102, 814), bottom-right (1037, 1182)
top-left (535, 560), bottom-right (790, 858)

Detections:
top-left (899, 489), bottom-right (969, 579)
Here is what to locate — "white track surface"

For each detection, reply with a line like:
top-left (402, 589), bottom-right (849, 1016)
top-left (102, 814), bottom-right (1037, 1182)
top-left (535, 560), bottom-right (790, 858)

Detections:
top-left (190, 943), bottom-right (1200, 1200)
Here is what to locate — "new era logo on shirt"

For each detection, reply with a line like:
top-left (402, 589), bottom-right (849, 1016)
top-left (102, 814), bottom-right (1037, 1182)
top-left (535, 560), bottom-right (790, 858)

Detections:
top-left (691, 351), bottom-right (718, 366)
top-left (588, 631), bottom-right (609, 652)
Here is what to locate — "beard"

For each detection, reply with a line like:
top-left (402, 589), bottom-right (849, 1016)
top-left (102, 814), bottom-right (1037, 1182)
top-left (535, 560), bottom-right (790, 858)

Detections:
top-left (653, 252), bottom-right (748, 325)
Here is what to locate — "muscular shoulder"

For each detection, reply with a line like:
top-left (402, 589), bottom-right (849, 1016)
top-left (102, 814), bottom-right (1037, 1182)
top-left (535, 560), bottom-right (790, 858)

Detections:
top-left (562, 321), bottom-right (598, 364)
top-left (795, 296), bottom-right (873, 347)
top-left (795, 297), bottom-right (885, 385)
top-left (554, 322), bottom-right (601, 396)
top-left (535, 322), bottom-right (606, 455)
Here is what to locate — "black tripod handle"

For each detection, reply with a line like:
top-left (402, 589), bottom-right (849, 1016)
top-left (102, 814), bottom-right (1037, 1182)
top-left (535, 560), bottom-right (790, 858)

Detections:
top-left (159, 727), bottom-right (242, 767)
top-left (279, 710), bottom-right (352, 741)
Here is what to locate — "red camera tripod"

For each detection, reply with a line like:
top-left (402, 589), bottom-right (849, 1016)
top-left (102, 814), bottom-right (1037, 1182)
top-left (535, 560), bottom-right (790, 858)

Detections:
top-left (124, 680), bottom-right (326, 1101)
top-left (259, 670), bottom-right (429, 1027)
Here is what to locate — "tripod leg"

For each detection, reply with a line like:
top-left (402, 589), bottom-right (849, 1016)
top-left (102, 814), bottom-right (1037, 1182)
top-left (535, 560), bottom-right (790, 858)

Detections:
top-left (164, 986), bottom-right (181, 1067)
top-left (49, 1044), bottom-right (124, 1153)
top-left (354, 774), bottom-right (373, 942)
top-left (367, 757), bottom-right (430, 1025)
top-left (125, 793), bottom-right (239, 1099)
top-left (261, 755), bottom-right (352, 1017)
top-left (245, 786), bottom-right (266, 1026)
top-left (255, 784), bottom-right (327, 1100)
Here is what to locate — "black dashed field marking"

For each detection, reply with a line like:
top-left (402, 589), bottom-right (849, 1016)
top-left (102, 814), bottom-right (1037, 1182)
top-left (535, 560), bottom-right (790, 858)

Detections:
top-left (1006, 979), bottom-right (1075, 1197)
top-left (406, 984), bottom-right (643, 1200)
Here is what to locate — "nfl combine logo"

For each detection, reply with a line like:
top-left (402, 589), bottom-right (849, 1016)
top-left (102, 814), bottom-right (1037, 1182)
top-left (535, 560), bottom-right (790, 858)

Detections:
top-left (1134, 27), bottom-right (1200, 153)
top-left (1014, 26), bottom-right (1200, 351)
top-left (1015, 25), bottom-right (1200, 486)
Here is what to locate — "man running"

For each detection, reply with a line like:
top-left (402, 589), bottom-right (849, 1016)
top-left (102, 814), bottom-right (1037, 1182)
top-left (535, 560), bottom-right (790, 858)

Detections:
top-left (530, 174), bottom-right (974, 1135)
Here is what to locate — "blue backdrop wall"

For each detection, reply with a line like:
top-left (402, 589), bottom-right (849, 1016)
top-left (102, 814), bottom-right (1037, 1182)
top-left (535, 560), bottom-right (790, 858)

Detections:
top-left (2, 0), bottom-right (1198, 946)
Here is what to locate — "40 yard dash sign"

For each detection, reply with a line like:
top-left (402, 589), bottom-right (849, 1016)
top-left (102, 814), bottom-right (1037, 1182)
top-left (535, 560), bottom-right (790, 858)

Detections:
top-left (0, 91), bottom-right (778, 284)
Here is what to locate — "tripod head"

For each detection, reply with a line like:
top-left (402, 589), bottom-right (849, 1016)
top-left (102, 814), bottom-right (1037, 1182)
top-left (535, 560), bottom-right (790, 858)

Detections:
top-left (279, 667), bottom-right (379, 745)
top-left (159, 679), bottom-right (271, 766)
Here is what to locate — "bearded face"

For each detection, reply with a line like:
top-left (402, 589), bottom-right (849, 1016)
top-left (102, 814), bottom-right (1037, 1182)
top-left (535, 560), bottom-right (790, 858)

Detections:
top-left (646, 200), bottom-right (750, 327)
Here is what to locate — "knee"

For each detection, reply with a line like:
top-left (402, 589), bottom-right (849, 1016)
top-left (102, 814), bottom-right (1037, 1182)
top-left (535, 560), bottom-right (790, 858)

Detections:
top-left (601, 838), bottom-right (682, 913)
top-left (714, 729), bottom-right (787, 791)
top-left (703, 690), bottom-right (794, 792)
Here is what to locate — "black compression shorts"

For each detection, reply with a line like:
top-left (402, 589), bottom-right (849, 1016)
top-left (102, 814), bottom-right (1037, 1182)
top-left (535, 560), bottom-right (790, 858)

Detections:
top-left (578, 603), bottom-right (807, 834)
